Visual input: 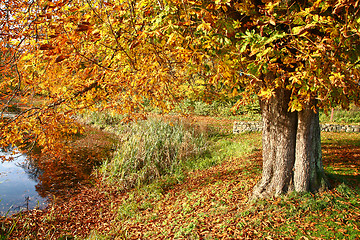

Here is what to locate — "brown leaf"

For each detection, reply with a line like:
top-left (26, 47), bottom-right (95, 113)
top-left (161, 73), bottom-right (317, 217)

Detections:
top-left (55, 55), bottom-right (68, 63)
top-left (39, 43), bottom-right (56, 50)
top-left (332, 4), bottom-right (344, 15)
top-left (76, 22), bottom-right (92, 32)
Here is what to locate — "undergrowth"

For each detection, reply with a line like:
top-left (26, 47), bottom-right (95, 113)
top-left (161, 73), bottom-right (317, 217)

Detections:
top-left (83, 111), bottom-right (261, 191)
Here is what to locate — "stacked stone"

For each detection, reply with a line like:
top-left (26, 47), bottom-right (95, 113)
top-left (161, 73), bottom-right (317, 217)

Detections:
top-left (320, 124), bottom-right (360, 133)
top-left (233, 121), bottom-right (263, 133)
top-left (233, 121), bottom-right (360, 133)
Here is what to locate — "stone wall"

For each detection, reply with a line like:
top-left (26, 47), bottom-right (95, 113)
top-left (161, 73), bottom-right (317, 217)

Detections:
top-left (233, 121), bottom-right (263, 133)
top-left (233, 121), bottom-right (360, 134)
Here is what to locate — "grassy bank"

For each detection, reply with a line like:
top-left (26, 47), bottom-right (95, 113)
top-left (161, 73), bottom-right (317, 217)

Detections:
top-left (85, 130), bottom-right (359, 240)
top-left (1, 114), bottom-right (359, 239)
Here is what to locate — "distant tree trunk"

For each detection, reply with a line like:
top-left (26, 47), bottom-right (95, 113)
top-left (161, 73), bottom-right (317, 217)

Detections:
top-left (252, 89), bottom-right (328, 199)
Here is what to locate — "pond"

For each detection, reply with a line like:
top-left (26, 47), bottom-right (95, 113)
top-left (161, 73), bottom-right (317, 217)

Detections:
top-left (0, 147), bottom-right (102, 216)
top-left (0, 150), bottom-right (47, 216)
top-left (0, 126), bottom-right (115, 217)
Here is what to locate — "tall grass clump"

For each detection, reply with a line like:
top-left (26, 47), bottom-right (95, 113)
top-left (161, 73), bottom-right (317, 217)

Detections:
top-left (100, 118), bottom-right (207, 190)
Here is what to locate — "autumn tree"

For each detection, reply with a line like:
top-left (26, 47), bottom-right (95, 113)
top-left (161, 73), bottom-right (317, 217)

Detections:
top-left (221, 0), bottom-right (360, 197)
top-left (1, 0), bottom-right (360, 198)
top-left (142, 0), bottom-right (360, 197)
top-left (185, 0), bottom-right (360, 197)
top-left (1, 0), bottom-right (186, 153)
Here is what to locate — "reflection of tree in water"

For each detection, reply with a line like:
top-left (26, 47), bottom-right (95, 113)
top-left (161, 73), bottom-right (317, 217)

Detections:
top-left (32, 149), bottom-right (102, 199)
top-left (0, 148), bottom-right (46, 214)
top-left (15, 156), bottom-right (42, 182)
top-left (30, 126), bottom-right (115, 200)
top-left (1, 146), bottom-right (42, 182)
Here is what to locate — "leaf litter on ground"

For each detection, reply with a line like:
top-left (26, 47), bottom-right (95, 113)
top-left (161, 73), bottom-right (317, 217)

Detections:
top-left (0, 117), bottom-right (359, 239)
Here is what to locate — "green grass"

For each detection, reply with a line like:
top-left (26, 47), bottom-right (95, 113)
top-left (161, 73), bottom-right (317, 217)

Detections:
top-left (0, 212), bottom-right (17, 240)
top-left (184, 132), bottom-right (261, 171)
top-left (320, 105), bottom-right (360, 124)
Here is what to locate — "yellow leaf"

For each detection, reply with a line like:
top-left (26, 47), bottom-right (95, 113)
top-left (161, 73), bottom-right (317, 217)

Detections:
top-left (258, 88), bottom-right (274, 99)
top-left (289, 99), bottom-right (303, 112)
top-left (232, 88), bottom-right (238, 97)
top-left (197, 21), bottom-right (211, 32)
top-left (21, 53), bottom-right (34, 61)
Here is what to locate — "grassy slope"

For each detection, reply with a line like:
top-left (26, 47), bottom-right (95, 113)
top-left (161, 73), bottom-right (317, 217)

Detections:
top-left (1, 117), bottom-right (359, 239)
top-left (88, 132), bottom-right (359, 240)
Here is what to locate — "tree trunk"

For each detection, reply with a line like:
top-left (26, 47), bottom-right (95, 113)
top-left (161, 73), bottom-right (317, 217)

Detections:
top-left (252, 89), bottom-right (328, 199)
top-left (294, 100), bottom-right (327, 192)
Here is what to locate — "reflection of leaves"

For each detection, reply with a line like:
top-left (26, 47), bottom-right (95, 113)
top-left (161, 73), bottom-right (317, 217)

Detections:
top-left (31, 125), bottom-right (116, 199)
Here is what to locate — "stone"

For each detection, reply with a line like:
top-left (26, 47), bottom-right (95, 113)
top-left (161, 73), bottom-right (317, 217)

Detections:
top-left (233, 121), bottom-right (360, 134)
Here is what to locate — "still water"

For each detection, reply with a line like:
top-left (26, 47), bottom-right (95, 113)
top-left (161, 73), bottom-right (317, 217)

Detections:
top-left (0, 150), bottom-right (47, 216)
top-left (0, 143), bottom-right (101, 216)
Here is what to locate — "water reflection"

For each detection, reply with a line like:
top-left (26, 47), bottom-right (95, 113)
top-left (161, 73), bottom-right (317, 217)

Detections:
top-left (0, 126), bottom-right (114, 216)
top-left (33, 146), bottom-right (102, 198)
top-left (0, 150), bottom-right (47, 216)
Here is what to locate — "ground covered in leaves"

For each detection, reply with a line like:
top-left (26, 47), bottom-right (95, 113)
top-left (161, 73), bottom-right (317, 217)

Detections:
top-left (1, 117), bottom-right (359, 239)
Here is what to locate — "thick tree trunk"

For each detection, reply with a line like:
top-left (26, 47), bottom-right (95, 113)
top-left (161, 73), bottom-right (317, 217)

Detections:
top-left (252, 89), bottom-right (328, 199)
top-left (294, 100), bottom-right (327, 192)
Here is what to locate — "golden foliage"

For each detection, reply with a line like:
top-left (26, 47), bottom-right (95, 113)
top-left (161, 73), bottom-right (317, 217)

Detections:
top-left (1, 0), bottom-right (360, 150)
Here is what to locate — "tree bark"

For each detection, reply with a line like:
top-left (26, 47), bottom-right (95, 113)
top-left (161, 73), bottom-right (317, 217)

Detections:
top-left (252, 89), bottom-right (328, 199)
top-left (294, 100), bottom-right (327, 192)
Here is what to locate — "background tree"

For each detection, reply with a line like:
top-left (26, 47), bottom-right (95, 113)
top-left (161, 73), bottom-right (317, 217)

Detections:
top-left (1, 0), bottom-right (360, 197)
